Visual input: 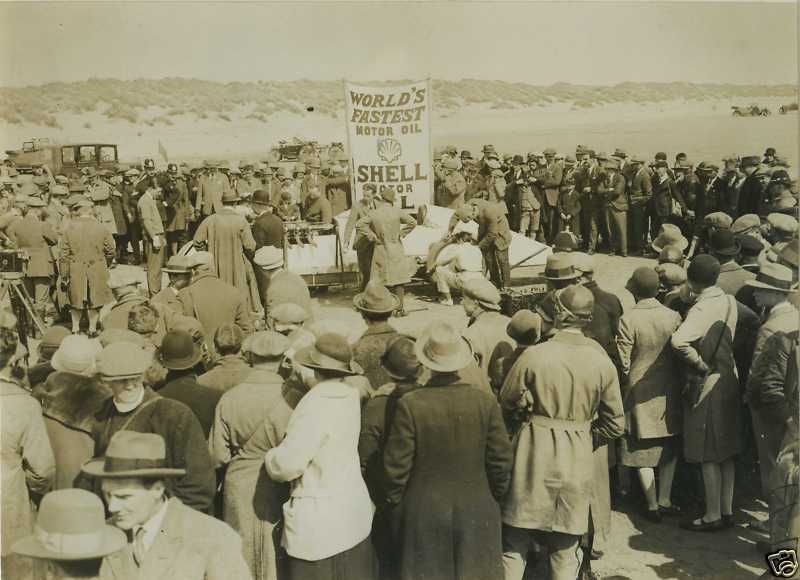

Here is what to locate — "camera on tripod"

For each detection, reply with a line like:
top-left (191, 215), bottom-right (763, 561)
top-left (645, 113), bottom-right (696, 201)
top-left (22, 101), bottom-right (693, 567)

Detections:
top-left (0, 250), bottom-right (28, 276)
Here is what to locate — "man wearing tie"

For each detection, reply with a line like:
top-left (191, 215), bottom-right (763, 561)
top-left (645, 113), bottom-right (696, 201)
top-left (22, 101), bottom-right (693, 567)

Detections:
top-left (82, 431), bottom-right (250, 580)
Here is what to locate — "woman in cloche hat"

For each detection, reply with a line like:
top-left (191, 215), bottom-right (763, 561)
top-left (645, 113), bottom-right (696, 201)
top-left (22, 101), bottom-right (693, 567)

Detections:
top-left (382, 319), bottom-right (512, 580)
top-left (265, 332), bottom-right (376, 580)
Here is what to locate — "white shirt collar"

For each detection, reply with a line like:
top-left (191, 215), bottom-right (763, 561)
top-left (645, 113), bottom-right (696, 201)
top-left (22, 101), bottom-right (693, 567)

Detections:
top-left (113, 387), bottom-right (145, 413)
top-left (135, 499), bottom-right (169, 554)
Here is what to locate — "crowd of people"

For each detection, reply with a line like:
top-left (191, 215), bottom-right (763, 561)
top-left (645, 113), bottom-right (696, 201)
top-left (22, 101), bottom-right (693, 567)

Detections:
top-left (0, 141), bottom-right (798, 580)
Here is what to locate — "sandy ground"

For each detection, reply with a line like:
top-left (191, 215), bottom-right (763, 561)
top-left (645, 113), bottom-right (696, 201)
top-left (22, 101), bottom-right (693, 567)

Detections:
top-left (1, 97), bottom-right (796, 171)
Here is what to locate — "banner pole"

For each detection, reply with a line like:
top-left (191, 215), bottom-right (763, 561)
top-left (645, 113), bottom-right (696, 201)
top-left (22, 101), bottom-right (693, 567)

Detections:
top-left (427, 77), bottom-right (434, 207)
top-left (342, 80), bottom-right (358, 207)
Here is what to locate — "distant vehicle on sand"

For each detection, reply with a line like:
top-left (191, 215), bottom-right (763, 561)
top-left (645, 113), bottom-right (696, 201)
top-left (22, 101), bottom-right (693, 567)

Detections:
top-left (731, 105), bottom-right (771, 117)
top-left (4, 139), bottom-right (119, 174)
top-left (779, 103), bottom-right (798, 114)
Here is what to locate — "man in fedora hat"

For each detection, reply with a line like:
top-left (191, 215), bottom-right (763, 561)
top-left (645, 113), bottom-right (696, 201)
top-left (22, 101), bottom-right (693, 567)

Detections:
top-left (597, 158), bottom-right (628, 257)
top-left (193, 187), bottom-right (259, 313)
top-left (462, 277), bottom-right (515, 387)
top-left (543, 253), bottom-right (582, 291)
top-left (500, 285), bottom-right (624, 580)
top-left (11, 489), bottom-right (126, 580)
top-left (152, 255), bottom-right (192, 314)
top-left (137, 178), bottom-right (166, 296)
top-left (710, 229), bottom-right (755, 299)
top-left (155, 330), bottom-right (221, 437)
top-left (195, 160), bottom-right (232, 218)
top-left (82, 431), bottom-right (249, 580)
top-left (359, 335), bottom-right (420, 577)
top-left (352, 280), bottom-right (402, 390)
top-left (746, 262), bottom-right (798, 361)
top-left (83, 342), bottom-right (216, 513)
top-left (383, 319), bottom-right (512, 580)
top-left (249, 189), bottom-right (283, 250)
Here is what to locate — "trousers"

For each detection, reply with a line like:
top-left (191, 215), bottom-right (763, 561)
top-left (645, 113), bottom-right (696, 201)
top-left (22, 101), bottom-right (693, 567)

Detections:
top-left (484, 246), bottom-right (510, 289)
top-left (433, 267), bottom-right (483, 294)
top-left (143, 238), bottom-right (164, 296)
top-left (519, 210), bottom-right (541, 239)
top-left (605, 207), bottom-right (628, 256)
top-left (502, 525), bottom-right (583, 580)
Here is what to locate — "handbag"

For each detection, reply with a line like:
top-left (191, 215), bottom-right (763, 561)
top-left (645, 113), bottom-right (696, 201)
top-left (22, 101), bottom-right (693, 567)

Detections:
top-left (683, 296), bottom-right (733, 406)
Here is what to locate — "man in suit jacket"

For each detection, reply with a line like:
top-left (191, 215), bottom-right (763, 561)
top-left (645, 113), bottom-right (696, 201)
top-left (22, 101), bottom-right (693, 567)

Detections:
top-left (249, 189), bottom-right (283, 249)
top-left (598, 160), bottom-right (629, 257)
top-left (137, 182), bottom-right (166, 296)
top-left (195, 162), bottom-right (232, 218)
top-left (477, 200), bottom-right (512, 289)
top-left (83, 432), bottom-right (250, 580)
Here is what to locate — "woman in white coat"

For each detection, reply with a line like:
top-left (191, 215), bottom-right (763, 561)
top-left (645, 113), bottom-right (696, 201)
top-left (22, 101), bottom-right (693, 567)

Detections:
top-left (265, 332), bottom-right (376, 580)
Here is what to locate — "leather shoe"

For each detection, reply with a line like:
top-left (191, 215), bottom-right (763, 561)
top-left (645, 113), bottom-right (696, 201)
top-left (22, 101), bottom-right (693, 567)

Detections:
top-left (643, 509), bottom-right (663, 523)
top-left (680, 517), bottom-right (724, 532)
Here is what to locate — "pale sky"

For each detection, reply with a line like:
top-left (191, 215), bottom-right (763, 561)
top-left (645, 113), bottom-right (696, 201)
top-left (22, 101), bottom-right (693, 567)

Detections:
top-left (0, 1), bottom-right (796, 87)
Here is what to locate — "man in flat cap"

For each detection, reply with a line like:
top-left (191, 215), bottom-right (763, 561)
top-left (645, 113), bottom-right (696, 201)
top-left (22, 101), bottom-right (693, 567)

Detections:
top-left (82, 431), bottom-right (248, 579)
top-left (6, 196), bottom-right (58, 322)
top-left (59, 197), bottom-right (116, 336)
top-left (81, 343), bottom-right (216, 514)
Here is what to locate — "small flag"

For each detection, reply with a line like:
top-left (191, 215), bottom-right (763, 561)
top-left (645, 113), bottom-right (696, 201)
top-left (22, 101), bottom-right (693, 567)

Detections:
top-left (158, 140), bottom-right (168, 162)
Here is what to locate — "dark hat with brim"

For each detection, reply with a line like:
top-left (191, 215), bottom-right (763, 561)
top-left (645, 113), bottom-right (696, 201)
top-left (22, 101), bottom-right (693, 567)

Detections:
top-left (380, 336), bottom-right (420, 380)
top-left (11, 489), bottom-right (127, 561)
top-left (709, 229), bottom-right (741, 257)
top-left (157, 330), bottom-right (202, 371)
top-left (82, 432), bottom-right (186, 479)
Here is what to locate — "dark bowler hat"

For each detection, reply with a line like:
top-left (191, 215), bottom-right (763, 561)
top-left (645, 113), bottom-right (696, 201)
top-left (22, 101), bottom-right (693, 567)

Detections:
top-left (460, 150), bottom-right (473, 160)
top-left (544, 253), bottom-right (581, 281)
top-left (158, 330), bottom-right (202, 371)
top-left (221, 189), bottom-right (240, 203)
top-left (11, 489), bottom-right (126, 561)
top-left (737, 234), bottom-right (764, 256)
top-left (353, 280), bottom-right (400, 314)
top-left (687, 254), bottom-right (721, 287)
top-left (251, 189), bottom-right (271, 206)
top-left (655, 152), bottom-right (668, 161)
top-left (765, 147), bottom-right (777, 157)
top-left (709, 229), bottom-right (741, 256)
top-left (293, 333), bottom-right (362, 375)
top-left (771, 169), bottom-right (791, 185)
top-left (512, 155), bottom-right (524, 165)
top-left (167, 163), bottom-right (178, 174)
top-left (82, 432), bottom-right (186, 479)
top-left (380, 336), bottom-right (420, 380)
top-left (626, 267), bottom-right (660, 299)
top-left (506, 310), bottom-right (542, 346)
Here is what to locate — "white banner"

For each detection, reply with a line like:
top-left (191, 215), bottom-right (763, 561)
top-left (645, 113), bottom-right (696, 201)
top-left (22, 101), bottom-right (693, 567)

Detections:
top-left (344, 80), bottom-right (433, 210)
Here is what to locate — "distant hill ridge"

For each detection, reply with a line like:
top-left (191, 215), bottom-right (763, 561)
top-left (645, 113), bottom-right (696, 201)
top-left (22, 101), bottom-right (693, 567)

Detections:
top-left (0, 78), bottom-right (794, 128)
